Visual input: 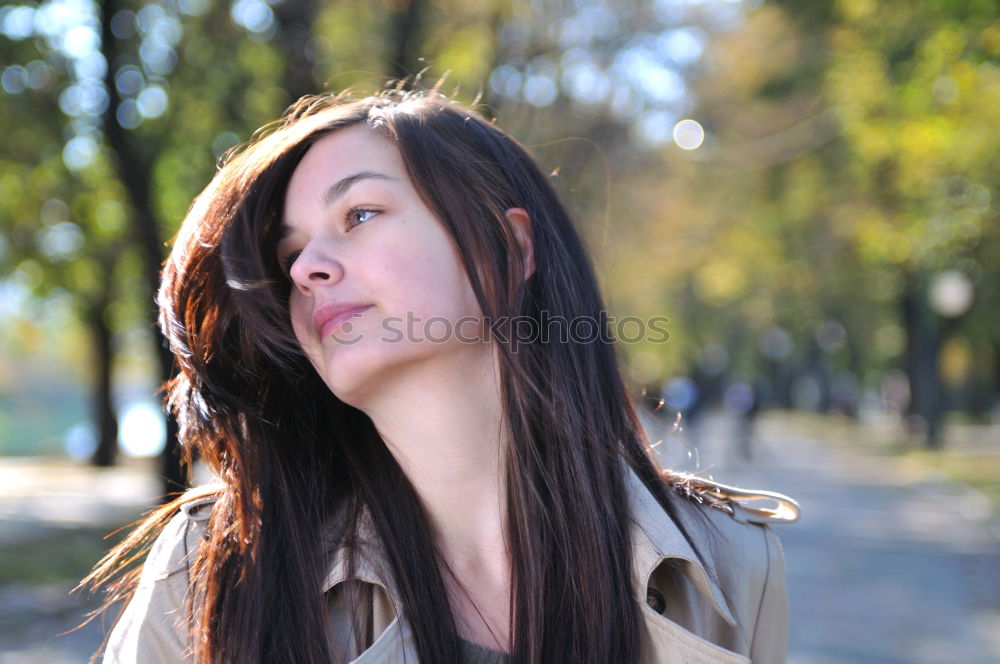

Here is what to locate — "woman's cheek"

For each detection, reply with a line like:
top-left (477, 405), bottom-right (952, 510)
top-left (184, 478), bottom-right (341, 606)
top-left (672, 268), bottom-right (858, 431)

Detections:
top-left (288, 293), bottom-right (313, 350)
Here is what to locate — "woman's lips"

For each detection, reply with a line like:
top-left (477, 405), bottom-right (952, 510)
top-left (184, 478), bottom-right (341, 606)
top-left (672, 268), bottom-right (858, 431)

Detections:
top-left (313, 302), bottom-right (373, 338)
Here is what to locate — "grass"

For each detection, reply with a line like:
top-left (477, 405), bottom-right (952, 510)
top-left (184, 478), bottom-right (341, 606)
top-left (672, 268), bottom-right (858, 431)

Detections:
top-left (0, 525), bottom-right (129, 587)
top-left (760, 409), bottom-right (1000, 511)
top-left (898, 448), bottom-right (1000, 510)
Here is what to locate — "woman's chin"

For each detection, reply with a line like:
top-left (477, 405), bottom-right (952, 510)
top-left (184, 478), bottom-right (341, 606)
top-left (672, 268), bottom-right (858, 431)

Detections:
top-left (316, 343), bottom-right (407, 408)
top-left (317, 357), bottom-right (376, 406)
top-left (317, 341), bottom-right (442, 409)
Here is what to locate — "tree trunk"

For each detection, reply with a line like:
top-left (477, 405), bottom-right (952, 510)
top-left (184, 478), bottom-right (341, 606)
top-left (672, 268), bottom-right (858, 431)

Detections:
top-left (273, 0), bottom-right (321, 101)
top-left (806, 336), bottom-right (830, 412)
top-left (902, 271), bottom-right (944, 448)
top-left (994, 339), bottom-right (1000, 412)
top-left (87, 298), bottom-right (118, 467)
top-left (387, 0), bottom-right (428, 82)
top-left (99, 0), bottom-right (186, 496)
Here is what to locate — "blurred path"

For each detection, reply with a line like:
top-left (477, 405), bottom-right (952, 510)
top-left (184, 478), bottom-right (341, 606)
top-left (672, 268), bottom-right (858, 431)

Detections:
top-left (665, 412), bottom-right (1000, 664)
top-left (0, 458), bottom-right (161, 663)
top-left (0, 457), bottom-right (162, 544)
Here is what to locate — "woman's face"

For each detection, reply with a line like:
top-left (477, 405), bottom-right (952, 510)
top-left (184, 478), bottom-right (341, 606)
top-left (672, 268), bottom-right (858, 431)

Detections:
top-left (278, 124), bottom-right (486, 405)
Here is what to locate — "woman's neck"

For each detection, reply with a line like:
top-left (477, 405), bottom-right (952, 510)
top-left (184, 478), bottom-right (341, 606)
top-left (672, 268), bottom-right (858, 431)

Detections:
top-left (357, 342), bottom-right (512, 650)
top-left (361, 343), bottom-right (506, 539)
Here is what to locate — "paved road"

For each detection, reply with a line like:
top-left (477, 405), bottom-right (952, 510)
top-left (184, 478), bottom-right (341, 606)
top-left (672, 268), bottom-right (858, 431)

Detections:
top-left (2, 414), bottom-right (998, 663)
top-left (655, 411), bottom-right (1000, 664)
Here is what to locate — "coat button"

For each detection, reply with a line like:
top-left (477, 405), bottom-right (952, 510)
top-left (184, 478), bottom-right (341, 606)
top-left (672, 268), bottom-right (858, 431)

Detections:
top-left (646, 587), bottom-right (666, 614)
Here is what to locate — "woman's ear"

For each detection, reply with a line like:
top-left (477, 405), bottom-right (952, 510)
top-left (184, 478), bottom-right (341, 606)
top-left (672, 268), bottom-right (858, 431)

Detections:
top-left (504, 207), bottom-right (535, 282)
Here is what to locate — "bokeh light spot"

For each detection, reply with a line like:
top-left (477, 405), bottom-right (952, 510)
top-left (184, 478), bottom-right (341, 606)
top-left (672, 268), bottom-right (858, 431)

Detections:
top-left (673, 118), bottom-right (704, 150)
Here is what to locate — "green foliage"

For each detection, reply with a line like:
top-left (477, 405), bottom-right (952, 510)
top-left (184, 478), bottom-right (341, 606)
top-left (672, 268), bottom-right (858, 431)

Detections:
top-left (599, 0), bottom-right (999, 409)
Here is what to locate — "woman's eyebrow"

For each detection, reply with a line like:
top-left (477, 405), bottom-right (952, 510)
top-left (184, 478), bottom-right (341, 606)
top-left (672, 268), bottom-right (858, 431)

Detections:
top-left (279, 170), bottom-right (397, 238)
top-left (321, 170), bottom-right (397, 207)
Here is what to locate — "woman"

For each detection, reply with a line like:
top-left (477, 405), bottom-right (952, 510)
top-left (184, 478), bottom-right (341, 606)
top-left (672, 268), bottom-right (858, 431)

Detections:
top-left (85, 86), bottom-right (799, 664)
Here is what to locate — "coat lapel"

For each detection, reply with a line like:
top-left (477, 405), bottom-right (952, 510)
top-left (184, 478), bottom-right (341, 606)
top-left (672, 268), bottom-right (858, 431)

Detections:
top-left (626, 465), bottom-right (739, 628)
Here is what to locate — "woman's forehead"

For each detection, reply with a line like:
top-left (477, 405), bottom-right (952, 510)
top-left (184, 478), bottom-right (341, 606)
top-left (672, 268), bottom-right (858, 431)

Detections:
top-left (298, 124), bottom-right (402, 175)
top-left (284, 127), bottom-right (407, 209)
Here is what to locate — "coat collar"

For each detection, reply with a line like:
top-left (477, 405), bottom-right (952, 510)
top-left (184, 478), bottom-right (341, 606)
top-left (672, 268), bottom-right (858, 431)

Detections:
top-left (320, 506), bottom-right (397, 597)
top-left (319, 464), bottom-right (739, 628)
top-left (624, 464), bottom-right (738, 627)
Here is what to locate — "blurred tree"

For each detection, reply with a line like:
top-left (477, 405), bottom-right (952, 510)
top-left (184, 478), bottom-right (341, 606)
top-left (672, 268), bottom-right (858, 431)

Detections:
top-left (791, 0), bottom-right (998, 446)
top-left (606, 0), bottom-right (999, 447)
top-left (97, 0), bottom-right (184, 484)
top-left (1, 0), bottom-right (304, 489)
top-left (0, 7), bottom-right (135, 466)
top-left (95, 0), bottom-right (328, 489)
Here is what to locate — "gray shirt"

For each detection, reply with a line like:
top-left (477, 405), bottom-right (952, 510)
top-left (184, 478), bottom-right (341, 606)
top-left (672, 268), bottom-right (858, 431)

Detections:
top-left (459, 637), bottom-right (509, 664)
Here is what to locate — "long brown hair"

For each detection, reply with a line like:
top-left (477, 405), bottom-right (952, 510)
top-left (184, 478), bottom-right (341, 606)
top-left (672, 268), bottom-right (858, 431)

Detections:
top-left (84, 85), bottom-right (718, 664)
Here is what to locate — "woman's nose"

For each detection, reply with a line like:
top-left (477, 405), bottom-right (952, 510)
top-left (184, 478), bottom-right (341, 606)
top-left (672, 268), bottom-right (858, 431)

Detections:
top-left (289, 244), bottom-right (344, 296)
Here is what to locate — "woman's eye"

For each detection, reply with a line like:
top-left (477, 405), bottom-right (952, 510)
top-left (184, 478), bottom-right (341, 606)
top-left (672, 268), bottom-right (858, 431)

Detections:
top-left (280, 250), bottom-right (301, 277)
top-left (347, 207), bottom-right (379, 228)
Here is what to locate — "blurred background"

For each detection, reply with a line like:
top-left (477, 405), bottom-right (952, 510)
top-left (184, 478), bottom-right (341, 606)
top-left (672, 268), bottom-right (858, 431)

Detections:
top-left (1, 0), bottom-right (997, 662)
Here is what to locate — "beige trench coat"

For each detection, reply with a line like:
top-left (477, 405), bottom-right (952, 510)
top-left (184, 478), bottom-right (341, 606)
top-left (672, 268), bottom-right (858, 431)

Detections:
top-left (103, 466), bottom-right (799, 664)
